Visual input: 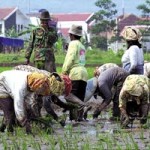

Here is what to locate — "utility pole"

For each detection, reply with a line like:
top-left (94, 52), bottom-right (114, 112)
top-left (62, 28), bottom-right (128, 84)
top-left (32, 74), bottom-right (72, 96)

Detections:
top-left (28, 0), bottom-right (30, 13)
top-left (122, 0), bottom-right (125, 16)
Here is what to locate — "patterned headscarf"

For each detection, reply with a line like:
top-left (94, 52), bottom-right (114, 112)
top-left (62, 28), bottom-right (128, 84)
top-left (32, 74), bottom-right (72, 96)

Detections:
top-left (48, 75), bottom-right (65, 96)
top-left (61, 75), bottom-right (72, 96)
top-left (121, 26), bottom-right (142, 41)
top-left (27, 72), bottom-right (51, 95)
top-left (123, 75), bottom-right (150, 104)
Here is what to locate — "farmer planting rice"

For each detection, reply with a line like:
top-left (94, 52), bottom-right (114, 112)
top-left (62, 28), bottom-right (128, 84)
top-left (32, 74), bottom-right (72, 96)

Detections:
top-left (84, 63), bottom-right (119, 102)
top-left (0, 69), bottom-right (65, 133)
top-left (14, 65), bottom-right (86, 124)
top-left (119, 75), bottom-right (150, 128)
top-left (92, 67), bottom-right (130, 120)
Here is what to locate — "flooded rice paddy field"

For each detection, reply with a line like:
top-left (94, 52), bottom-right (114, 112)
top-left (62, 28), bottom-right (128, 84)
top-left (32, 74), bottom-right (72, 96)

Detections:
top-left (0, 97), bottom-right (150, 150)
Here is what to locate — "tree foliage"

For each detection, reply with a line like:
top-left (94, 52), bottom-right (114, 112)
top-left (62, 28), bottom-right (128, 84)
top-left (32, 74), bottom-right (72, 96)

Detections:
top-left (137, 0), bottom-right (150, 18)
top-left (90, 0), bottom-right (117, 50)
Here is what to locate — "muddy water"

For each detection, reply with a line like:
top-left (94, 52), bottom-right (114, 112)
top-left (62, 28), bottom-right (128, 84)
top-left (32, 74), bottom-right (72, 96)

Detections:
top-left (52, 111), bottom-right (150, 150)
top-left (0, 97), bottom-right (150, 150)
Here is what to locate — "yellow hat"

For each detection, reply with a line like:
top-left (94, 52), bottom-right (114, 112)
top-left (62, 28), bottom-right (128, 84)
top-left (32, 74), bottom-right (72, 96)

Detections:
top-left (27, 72), bottom-right (51, 95)
top-left (121, 26), bottom-right (142, 41)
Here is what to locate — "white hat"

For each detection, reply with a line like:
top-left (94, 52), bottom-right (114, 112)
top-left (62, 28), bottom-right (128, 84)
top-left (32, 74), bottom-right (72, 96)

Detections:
top-left (68, 24), bottom-right (83, 36)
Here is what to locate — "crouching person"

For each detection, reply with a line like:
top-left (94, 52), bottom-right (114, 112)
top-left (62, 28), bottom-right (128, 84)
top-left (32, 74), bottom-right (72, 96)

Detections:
top-left (92, 67), bottom-right (129, 120)
top-left (14, 65), bottom-right (86, 125)
top-left (0, 70), bottom-right (62, 133)
top-left (119, 75), bottom-right (150, 128)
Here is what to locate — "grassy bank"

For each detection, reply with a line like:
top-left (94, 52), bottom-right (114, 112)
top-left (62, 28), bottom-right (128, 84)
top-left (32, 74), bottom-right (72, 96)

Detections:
top-left (0, 49), bottom-right (150, 78)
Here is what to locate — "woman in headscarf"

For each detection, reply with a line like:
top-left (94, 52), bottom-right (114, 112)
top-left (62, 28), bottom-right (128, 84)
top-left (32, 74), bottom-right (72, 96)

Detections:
top-left (121, 26), bottom-right (144, 74)
top-left (0, 69), bottom-right (64, 133)
top-left (119, 75), bottom-right (150, 128)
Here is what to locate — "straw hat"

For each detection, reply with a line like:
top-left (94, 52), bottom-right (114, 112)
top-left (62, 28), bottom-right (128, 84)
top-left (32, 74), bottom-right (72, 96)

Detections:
top-left (68, 24), bottom-right (83, 36)
top-left (121, 26), bottom-right (142, 41)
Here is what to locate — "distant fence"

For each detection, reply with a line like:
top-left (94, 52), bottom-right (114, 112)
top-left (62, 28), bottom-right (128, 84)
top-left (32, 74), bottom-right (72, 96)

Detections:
top-left (0, 37), bottom-right (24, 53)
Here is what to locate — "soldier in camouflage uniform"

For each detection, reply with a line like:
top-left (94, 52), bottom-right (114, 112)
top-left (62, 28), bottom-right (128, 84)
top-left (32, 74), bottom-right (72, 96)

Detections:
top-left (25, 10), bottom-right (58, 72)
top-left (119, 75), bottom-right (150, 128)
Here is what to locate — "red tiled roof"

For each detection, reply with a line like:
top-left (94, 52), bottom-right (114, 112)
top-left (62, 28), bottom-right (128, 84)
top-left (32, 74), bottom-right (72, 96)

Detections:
top-left (52, 13), bottom-right (92, 21)
top-left (118, 14), bottom-right (141, 32)
top-left (0, 7), bottom-right (16, 20)
top-left (28, 13), bottom-right (93, 22)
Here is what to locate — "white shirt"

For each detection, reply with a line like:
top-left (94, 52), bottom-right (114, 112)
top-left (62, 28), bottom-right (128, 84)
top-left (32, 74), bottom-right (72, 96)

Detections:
top-left (121, 45), bottom-right (144, 72)
top-left (0, 70), bottom-right (31, 121)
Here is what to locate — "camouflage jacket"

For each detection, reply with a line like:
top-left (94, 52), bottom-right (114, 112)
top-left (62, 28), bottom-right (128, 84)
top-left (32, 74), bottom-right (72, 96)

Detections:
top-left (25, 26), bottom-right (58, 61)
top-left (119, 75), bottom-right (150, 109)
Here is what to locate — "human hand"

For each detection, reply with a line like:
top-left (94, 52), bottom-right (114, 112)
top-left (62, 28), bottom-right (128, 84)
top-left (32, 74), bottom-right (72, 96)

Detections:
top-left (120, 109), bottom-right (129, 127)
top-left (94, 66), bottom-right (100, 77)
top-left (93, 109), bottom-right (101, 119)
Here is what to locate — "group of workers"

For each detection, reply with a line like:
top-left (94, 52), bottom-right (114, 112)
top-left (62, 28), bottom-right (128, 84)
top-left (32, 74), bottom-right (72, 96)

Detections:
top-left (0, 10), bottom-right (149, 134)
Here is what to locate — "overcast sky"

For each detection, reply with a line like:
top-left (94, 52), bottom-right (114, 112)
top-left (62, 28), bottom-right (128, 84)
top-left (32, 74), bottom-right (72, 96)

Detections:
top-left (0, 0), bottom-right (145, 16)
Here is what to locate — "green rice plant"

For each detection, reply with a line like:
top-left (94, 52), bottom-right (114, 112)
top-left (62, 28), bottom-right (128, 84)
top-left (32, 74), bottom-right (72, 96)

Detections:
top-left (2, 137), bottom-right (8, 150)
top-left (21, 141), bottom-right (28, 150)
top-left (57, 136), bottom-right (66, 150)
top-left (128, 133), bottom-right (139, 150)
top-left (0, 67), bottom-right (12, 72)
top-left (81, 141), bottom-right (91, 150)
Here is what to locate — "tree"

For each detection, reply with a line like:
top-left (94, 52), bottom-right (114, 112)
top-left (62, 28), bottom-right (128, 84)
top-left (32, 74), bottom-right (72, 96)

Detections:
top-left (5, 26), bottom-right (18, 38)
top-left (90, 0), bottom-right (117, 50)
top-left (137, 0), bottom-right (150, 51)
top-left (137, 0), bottom-right (150, 18)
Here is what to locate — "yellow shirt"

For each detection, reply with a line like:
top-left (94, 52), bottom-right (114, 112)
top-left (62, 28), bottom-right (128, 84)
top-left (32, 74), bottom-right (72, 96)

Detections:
top-left (62, 40), bottom-right (88, 81)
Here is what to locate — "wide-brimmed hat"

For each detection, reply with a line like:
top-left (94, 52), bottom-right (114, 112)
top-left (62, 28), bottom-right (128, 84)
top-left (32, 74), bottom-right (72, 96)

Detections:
top-left (68, 24), bottom-right (83, 36)
top-left (39, 10), bottom-right (51, 20)
top-left (121, 26), bottom-right (142, 41)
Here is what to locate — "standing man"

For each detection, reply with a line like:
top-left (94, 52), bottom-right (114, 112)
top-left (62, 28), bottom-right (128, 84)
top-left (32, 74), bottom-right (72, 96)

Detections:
top-left (25, 10), bottom-right (58, 72)
top-left (62, 24), bottom-right (88, 121)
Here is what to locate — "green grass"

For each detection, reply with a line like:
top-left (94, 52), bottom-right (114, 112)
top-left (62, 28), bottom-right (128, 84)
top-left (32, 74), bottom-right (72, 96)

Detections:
top-left (1, 49), bottom-right (150, 78)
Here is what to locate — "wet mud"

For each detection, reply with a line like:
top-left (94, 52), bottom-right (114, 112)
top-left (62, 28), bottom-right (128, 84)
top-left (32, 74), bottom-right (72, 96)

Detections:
top-left (0, 97), bottom-right (150, 149)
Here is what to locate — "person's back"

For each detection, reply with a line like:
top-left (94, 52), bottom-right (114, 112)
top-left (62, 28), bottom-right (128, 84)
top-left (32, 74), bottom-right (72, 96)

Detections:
top-left (93, 67), bottom-right (129, 119)
top-left (121, 26), bottom-right (144, 74)
top-left (98, 67), bottom-right (129, 90)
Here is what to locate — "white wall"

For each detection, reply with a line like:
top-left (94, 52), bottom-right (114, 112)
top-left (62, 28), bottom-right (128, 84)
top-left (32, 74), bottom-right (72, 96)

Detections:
top-left (0, 20), bottom-right (5, 37)
top-left (57, 21), bottom-right (88, 32)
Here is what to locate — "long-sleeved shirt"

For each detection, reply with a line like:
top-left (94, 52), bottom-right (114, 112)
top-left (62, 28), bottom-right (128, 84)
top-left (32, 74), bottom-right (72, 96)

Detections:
top-left (0, 70), bottom-right (32, 122)
top-left (121, 45), bottom-right (144, 73)
top-left (119, 75), bottom-right (150, 109)
top-left (62, 40), bottom-right (88, 81)
top-left (98, 67), bottom-right (129, 103)
top-left (144, 62), bottom-right (150, 78)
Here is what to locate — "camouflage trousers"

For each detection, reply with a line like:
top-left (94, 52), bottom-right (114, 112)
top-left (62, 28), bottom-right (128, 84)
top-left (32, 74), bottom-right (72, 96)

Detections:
top-left (34, 60), bottom-right (56, 72)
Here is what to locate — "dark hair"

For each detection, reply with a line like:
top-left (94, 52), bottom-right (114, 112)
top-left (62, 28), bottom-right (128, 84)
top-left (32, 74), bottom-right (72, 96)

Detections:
top-left (126, 40), bottom-right (142, 49)
top-left (70, 33), bottom-right (81, 40)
